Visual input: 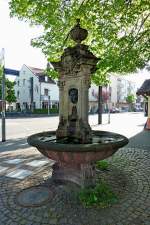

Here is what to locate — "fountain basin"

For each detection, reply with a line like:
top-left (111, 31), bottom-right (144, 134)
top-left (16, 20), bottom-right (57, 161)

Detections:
top-left (27, 130), bottom-right (128, 187)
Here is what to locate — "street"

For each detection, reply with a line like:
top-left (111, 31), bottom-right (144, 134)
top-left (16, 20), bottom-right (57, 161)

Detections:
top-left (0, 112), bottom-right (147, 140)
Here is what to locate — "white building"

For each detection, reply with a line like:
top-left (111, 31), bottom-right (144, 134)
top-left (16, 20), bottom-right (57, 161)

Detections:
top-left (14, 65), bottom-right (136, 112)
top-left (14, 64), bottom-right (59, 111)
top-left (109, 75), bottom-right (118, 107)
top-left (89, 84), bottom-right (99, 113)
top-left (88, 75), bottom-right (137, 113)
top-left (115, 75), bottom-right (136, 106)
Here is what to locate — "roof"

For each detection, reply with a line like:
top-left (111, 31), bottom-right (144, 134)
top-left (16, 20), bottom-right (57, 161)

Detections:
top-left (28, 66), bottom-right (43, 74)
top-left (27, 65), bottom-right (56, 84)
top-left (136, 79), bottom-right (150, 96)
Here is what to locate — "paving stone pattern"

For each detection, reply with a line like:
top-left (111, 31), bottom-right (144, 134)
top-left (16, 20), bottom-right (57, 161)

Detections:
top-left (0, 147), bottom-right (150, 225)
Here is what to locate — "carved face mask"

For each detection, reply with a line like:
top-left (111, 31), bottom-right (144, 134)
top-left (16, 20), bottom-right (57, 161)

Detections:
top-left (69, 88), bottom-right (78, 104)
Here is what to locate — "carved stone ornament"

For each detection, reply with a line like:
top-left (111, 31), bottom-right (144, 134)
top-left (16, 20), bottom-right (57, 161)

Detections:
top-left (70, 19), bottom-right (88, 44)
top-left (69, 88), bottom-right (78, 104)
top-left (51, 20), bottom-right (99, 143)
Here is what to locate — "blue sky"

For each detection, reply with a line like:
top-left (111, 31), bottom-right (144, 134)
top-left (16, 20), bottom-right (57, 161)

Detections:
top-left (0, 0), bottom-right (149, 87)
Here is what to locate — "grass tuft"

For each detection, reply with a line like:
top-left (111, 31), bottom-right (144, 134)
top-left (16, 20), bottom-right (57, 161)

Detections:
top-left (96, 160), bottom-right (109, 170)
top-left (79, 181), bottom-right (118, 208)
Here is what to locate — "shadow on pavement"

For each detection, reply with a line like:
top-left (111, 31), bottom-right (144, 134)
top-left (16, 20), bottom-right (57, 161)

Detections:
top-left (1, 114), bottom-right (58, 119)
top-left (0, 137), bottom-right (32, 153)
top-left (127, 130), bottom-right (150, 150)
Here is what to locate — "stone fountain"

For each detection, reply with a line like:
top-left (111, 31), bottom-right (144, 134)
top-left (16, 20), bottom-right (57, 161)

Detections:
top-left (27, 20), bottom-right (128, 187)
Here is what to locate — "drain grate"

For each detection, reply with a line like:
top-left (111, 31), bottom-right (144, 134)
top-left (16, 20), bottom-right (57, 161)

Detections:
top-left (16, 186), bottom-right (52, 207)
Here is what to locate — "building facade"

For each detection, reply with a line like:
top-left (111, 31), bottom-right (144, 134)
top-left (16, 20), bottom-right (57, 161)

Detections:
top-left (88, 75), bottom-right (137, 113)
top-left (14, 65), bottom-right (136, 112)
top-left (14, 65), bottom-right (59, 111)
top-left (115, 75), bottom-right (136, 107)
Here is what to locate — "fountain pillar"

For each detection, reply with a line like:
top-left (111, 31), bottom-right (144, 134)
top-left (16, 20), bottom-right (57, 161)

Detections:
top-left (52, 162), bottom-right (96, 187)
top-left (50, 20), bottom-right (99, 186)
top-left (51, 20), bottom-right (99, 144)
top-left (52, 51), bottom-right (98, 143)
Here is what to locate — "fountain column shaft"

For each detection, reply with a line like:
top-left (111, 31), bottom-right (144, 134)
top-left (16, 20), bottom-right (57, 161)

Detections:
top-left (52, 162), bottom-right (95, 187)
top-left (51, 45), bottom-right (99, 143)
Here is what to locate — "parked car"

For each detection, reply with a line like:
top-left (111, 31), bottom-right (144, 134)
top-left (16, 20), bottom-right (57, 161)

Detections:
top-left (121, 106), bottom-right (129, 112)
top-left (110, 107), bottom-right (120, 113)
top-left (133, 107), bottom-right (143, 112)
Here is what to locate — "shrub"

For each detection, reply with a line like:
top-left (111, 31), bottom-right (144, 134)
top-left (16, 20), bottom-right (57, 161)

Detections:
top-left (96, 160), bottom-right (109, 170)
top-left (79, 181), bottom-right (118, 208)
top-left (33, 108), bottom-right (58, 114)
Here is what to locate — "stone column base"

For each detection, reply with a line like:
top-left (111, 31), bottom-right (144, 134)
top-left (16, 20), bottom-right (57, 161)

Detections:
top-left (144, 118), bottom-right (150, 130)
top-left (52, 162), bottom-right (96, 188)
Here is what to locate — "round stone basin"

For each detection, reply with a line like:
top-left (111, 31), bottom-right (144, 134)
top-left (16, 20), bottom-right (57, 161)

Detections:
top-left (27, 130), bottom-right (128, 164)
top-left (27, 130), bottom-right (128, 187)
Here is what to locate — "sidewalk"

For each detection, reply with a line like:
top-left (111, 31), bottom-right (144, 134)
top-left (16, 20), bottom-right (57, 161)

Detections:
top-left (127, 130), bottom-right (150, 149)
top-left (0, 128), bottom-right (150, 225)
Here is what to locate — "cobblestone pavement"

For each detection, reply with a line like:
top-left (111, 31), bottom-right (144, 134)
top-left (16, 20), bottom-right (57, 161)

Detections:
top-left (0, 138), bottom-right (150, 225)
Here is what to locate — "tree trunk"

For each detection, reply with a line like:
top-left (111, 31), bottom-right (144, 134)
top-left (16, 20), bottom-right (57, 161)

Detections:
top-left (98, 86), bottom-right (103, 124)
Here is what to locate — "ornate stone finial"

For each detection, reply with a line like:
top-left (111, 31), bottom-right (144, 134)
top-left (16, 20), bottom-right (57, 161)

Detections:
top-left (70, 19), bottom-right (88, 44)
top-left (76, 18), bottom-right (80, 25)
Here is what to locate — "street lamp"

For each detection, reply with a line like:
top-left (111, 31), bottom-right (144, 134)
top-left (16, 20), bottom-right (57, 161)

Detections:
top-left (108, 84), bottom-right (111, 124)
top-left (0, 48), bottom-right (6, 142)
top-left (48, 91), bottom-right (51, 115)
top-left (105, 84), bottom-right (110, 124)
top-left (106, 75), bottom-right (111, 124)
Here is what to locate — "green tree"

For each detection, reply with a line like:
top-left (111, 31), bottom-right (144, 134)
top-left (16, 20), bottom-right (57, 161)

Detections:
top-left (126, 94), bottom-right (135, 104)
top-left (0, 68), bottom-right (16, 110)
top-left (126, 94), bottom-right (135, 111)
top-left (0, 66), bottom-right (3, 99)
top-left (6, 80), bottom-right (16, 106)
top-left (9, 0), bottom-right (150, 84)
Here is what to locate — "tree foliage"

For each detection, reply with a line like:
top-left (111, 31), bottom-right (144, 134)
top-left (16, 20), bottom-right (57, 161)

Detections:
top-left (0, 68), bottom-right (16, 104)
top-left (9, 0), bottom-right (150, 84)
top-left (126, 93), bottom-right (135, 111)
top-left (5, 80), bottom-right (16, 104)
top-left (126, 93), bottom-right (135, 104)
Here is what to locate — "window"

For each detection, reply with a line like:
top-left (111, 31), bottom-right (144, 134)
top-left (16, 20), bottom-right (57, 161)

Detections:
top-left (17, 91), bottom-right (19, 98)
top-left (23, 102), bottom-right (28, 109)
top-left (44, 89), bottom-right (48, 96)
top-left (45, 76), bottom-right (48, 82)
top-left (35, 85), bottom-right (38, 93)
top-left (33, 102), bottom-right (36, 109)
top-left (23, 79), bottom-right (25, 86)
top-left (17, 80), bottom-right (20, 86)
top-left (42, 102), bottom-right (48, 109)
top-left (16, 103), bottom-right (21, 110)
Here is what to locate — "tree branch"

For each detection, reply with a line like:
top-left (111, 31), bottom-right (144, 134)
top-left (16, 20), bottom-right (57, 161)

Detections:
top-left (134, 13), bottom-right (150, 39)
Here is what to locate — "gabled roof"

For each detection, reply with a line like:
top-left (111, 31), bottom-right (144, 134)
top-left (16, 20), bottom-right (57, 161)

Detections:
top-left (136, 79), bottom-right (150, 96)
top-left (28, 66), bottom-right (44, 75)
top-left (26, 65), bottom-right (56, 84)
